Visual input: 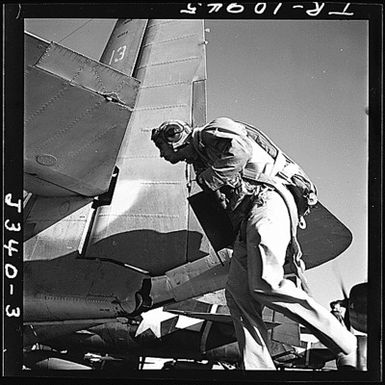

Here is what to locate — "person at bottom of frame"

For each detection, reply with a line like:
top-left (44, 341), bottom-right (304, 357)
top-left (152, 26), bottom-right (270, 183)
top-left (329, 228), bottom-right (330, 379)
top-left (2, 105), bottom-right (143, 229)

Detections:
top-left (151, 116), bottom-right (359, 370)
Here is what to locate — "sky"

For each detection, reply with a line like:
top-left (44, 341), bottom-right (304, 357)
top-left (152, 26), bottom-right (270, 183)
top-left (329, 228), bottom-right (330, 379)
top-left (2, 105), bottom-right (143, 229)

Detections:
top-left (24, 18), bottom-right (368, 310)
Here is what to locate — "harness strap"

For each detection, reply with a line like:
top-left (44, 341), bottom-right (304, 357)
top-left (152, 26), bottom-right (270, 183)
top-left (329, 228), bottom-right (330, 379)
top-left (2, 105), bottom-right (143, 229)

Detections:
top-left (269, 149), bottom-right (287, 178)
top-left (191, 126), bottom-right (210, 163)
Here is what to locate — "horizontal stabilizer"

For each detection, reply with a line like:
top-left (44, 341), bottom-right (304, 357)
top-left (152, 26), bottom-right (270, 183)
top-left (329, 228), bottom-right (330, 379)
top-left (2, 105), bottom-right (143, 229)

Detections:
top-left (189, 190), bottom-right (353, 271)
top-left (24, 33), bottom-right (140, 197)
top-left (295, 202), bottom-right (353, 271)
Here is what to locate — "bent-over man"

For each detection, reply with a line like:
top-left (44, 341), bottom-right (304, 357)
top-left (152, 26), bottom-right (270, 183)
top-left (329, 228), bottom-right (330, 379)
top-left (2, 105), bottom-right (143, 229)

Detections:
top-left (151, 117), bottom-right (358, 370)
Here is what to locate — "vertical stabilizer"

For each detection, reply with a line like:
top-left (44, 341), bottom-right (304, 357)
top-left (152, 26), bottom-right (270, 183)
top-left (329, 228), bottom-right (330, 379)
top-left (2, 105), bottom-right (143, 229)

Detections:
top-left (100, 19), bottom-right (148, 76)
top-left (85, 19), bottom-right (209, 275)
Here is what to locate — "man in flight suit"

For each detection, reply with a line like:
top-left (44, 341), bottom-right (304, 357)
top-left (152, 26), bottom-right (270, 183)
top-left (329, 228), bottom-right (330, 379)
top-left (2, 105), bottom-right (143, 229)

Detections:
top-left (151, 117), bottom-right (358, 370)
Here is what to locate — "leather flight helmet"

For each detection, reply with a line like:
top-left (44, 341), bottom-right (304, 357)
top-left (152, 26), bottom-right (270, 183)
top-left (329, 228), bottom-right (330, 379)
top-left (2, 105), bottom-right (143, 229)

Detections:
top-left (151, 120), bottom-right (192, 149)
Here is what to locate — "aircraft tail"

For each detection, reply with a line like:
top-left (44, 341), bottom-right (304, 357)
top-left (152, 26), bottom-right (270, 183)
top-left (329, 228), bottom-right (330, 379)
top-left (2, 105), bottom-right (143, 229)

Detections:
top-left (99, 19), bottom-right (148, 76)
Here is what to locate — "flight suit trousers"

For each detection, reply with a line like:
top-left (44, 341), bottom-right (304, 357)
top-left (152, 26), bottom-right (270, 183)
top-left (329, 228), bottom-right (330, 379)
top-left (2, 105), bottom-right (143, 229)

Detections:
top-left (225, 188), bottom-right (357, 370)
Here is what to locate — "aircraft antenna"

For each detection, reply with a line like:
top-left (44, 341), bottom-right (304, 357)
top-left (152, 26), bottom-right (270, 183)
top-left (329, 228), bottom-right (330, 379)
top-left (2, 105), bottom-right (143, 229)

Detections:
top-left (57, 19), bottom-right (93, 44)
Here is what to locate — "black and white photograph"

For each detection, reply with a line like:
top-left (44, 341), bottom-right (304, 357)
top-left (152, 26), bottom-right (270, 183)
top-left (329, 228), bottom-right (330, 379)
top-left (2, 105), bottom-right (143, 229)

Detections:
top-left (2, 2), bottom-right (382, 383)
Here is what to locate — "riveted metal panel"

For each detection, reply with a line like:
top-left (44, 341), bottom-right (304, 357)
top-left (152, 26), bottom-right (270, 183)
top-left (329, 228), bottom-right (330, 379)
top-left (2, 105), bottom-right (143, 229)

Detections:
top-left (136, 61), bottom-right (201, 88)
top-left (24, 21), bottom-right (158, 328)
top-left (24, 196), bottom-right (92, 242)
top-left (24, 201), bottom-right (92, 261)
top-left (24, 256), bottom-right (144, 320)
top-left (35, 42), bottom-right (140, 108)
top-left (23, 22), bottom-right (150, 324)
top-left (135, 83), bottom-right (191, 112)
top-left (24, 20), bottom-right (209, 322)
top-left (85, 19), bottom-right (208, 275)
top-left (23, 173), bottom-right (79, 197)
top-left (114, 157), bottom-right (185, 181)
top-left (24, 32), bottom-right (50, 67)
top-left (25, 66), bottom-right (133, 196)
top-left (24, 32), bottom-right (140, 198)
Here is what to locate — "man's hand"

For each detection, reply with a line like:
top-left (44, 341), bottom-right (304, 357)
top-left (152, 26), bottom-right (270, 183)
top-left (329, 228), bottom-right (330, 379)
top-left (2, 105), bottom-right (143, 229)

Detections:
top-left (213, 190), bottom-right (228, 209)
top-left (196, 171), bottom-right (228, 209)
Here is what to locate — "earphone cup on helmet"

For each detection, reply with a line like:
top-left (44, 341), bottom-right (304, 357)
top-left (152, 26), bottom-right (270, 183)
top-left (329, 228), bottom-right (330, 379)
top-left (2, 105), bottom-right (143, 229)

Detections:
top-left (164, 124), bottom-right (183, 142)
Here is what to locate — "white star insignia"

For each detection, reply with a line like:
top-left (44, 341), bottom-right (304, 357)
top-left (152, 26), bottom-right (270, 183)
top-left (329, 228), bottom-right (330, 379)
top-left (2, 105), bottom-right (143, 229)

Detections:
top-left (135, 307), bottom-right (177, 338)
top-left (175, 315), bottom-right (204, 331)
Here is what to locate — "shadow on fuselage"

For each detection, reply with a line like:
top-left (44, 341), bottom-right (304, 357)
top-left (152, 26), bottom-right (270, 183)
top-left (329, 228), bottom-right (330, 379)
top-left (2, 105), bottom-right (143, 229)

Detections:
top-left (24, 229), bottom-right (207, 303)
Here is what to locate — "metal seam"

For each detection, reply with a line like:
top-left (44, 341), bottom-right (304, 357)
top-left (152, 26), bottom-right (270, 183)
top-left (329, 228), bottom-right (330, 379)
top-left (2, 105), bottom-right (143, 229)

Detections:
top-left (134, 103), bottom-right (187, 112)
top-left (26, 49), bottom-right (87, 125)
top-left (146, 20), bottom-right (177, 30)
top-left (25, 84), bottom-right (69, 126)
top-left (42, 295), bottom-right (113, 303)
top-left (38, 44), bottom-right (87, 84)
top-left (140, 80), bottom-right (191, 89)
top-left (136, 56), bottom-right (200, 70)
top-left (35, 43), bottom-right (55, 66)
top-left (30, 99), bottom-right (105, 155)
top-left (142, 33), bottom-right (200, 48)
top-left (89, 64), bottom-right (107, 93)
top-left (38, 43), bottom-right (135, 100)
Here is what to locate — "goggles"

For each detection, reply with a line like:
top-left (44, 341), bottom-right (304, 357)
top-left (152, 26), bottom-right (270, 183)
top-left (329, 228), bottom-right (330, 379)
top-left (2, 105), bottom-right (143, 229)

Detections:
top-left (151, 120), bottom-right (192, 149)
